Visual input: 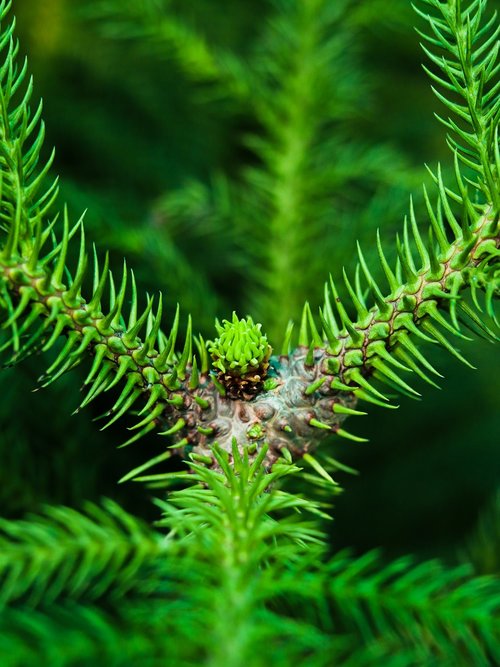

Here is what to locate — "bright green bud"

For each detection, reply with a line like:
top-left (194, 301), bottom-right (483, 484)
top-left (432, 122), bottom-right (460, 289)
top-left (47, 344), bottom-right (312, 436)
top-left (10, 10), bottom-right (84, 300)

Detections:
top-left (209, 312), bottom-right (271, 376)
top-left (247, 423), bottom-right (265, 440)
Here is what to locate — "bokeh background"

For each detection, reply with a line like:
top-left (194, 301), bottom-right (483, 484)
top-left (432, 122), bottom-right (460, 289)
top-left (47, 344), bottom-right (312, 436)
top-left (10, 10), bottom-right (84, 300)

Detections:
top-left (3, 0), bottom-right (499, 566)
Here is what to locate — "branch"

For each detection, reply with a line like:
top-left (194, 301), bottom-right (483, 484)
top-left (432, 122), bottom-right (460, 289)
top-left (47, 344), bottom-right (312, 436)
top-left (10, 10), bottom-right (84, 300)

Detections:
top-left (0, 500), bottom-right (168, 608)
top-left (0, 0), bottom-right (498, 477)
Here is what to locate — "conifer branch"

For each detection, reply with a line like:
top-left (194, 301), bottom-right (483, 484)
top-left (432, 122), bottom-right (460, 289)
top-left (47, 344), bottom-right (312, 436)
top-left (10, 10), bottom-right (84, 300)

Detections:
top-left (415, 0), bottom-right (500, 208)
top-left (0, 500), bottom-right (168, 608)
top-left (0, 2), bottom-right (497, 665)
top-left (90, 0), bottom-right (251, 99)
top-left (309, 202), bottom-right (498, 409)
top-left (2, 447), bottom-right (498, 666)
top-left (146, 444), bottom-right (500, 666)
top-left (0, 0), bottom-right (497, 475)
top-left (292, 0), bottom-right (499, 422)
top-left (321, 549), bottom-right (500, 665)
top-left (237, 0), bottom-right (408, 340)
top-left (242, 0), bottom-right (353, 337)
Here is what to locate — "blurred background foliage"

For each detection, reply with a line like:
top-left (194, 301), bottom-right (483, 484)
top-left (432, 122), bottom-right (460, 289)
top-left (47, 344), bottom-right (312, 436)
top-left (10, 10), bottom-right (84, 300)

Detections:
top-left (3, 0), bottom-right (499, 567)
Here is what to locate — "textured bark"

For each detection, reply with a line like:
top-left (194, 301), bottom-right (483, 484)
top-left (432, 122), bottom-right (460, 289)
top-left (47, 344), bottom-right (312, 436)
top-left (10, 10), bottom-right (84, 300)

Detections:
top-left (167, 347), bottom-right (357, 467)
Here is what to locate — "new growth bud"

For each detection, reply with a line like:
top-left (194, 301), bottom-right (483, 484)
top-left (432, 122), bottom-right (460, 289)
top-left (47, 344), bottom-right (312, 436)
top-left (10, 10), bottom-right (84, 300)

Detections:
top-left (208, 313), bottom-right (272, 399)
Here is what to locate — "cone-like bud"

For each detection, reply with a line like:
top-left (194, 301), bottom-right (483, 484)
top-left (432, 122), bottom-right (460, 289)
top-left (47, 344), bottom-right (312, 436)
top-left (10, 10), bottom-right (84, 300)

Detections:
top-left (208, 312), bottom-right (272, 399)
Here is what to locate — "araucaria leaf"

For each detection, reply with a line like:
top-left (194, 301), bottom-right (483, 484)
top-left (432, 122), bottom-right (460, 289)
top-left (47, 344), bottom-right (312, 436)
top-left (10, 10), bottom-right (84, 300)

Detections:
top-left (0, 1), bottom-right (498, 666)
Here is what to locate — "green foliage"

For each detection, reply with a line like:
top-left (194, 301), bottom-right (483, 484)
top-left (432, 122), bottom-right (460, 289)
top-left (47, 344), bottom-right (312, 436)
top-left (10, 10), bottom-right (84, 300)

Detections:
top-left (0, 0), bottom-right (498, 665)
top-left (416, 0), bottom-right (500, 208)
top-left (0, 2), bottom-right (496, 475)
top-left (90, 0), bottom-right (254, 99)
top-left (0, 5), bottom-right (58, 244)
top-left (294, 0), bottom-right (500, 412)
top-left (323, 549), bottom-right (500, 666)
top-left (1, 449), bottom-right (499, 667)
top-left (91, 0), bottom-right (424, 341)
top-left (0, 0), bottom-right (497, 457)
top-left (0, 499), bottom-right (167, 608)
